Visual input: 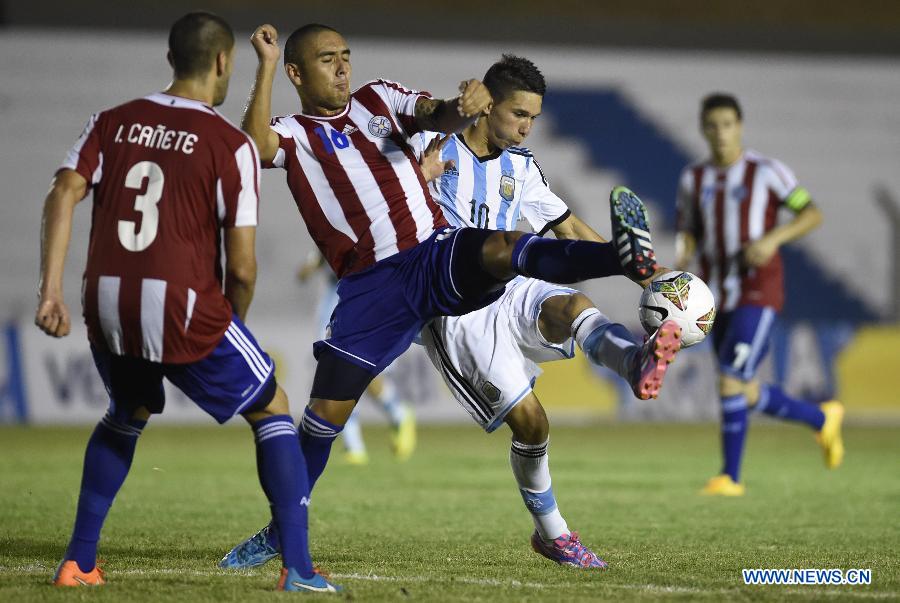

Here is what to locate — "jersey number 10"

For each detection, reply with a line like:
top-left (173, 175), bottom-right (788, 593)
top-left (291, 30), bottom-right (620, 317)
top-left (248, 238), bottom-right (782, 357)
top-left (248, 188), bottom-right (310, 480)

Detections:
top-left (470, 200), bottom-right (489, 229)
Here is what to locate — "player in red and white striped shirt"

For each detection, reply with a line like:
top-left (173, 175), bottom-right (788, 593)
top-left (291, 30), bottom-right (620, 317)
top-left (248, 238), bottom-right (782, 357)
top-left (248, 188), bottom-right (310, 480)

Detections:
top-left (220, 23), bottom-right (663, 567)
top-left (35, 12), bottom-right (334, 592)
top-left (675, 93), bottom-right (844, 497)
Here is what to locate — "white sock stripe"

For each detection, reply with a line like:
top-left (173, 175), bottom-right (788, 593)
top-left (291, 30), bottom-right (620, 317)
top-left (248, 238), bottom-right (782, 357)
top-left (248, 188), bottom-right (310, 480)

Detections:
top-left (227, 323), bottom-right (272, 374)
top-left (722, 396), bottom-right (748, 413)
top-left (101, 415), bottom-right (142, 437)
top-left (227, 324), bottom-right (270, 378)
top-left (301, 415), bottom-right (338, 437)
top-left (571, 308), bottom-right (602, 342)
top-left (223, 329), bottom-right (266, 383)
top-left (256, 429), bottom-right (299, 443)
top-left (255, 425), bottom-right (297, 438)
top-left (255, 421), bottom-right (297, 436)
top-left (512, 439), bottom-right (549, 451)
top-left (302, 412), bottom-right (338, 433)
top-left (516, 236), bottom-right (540, 273)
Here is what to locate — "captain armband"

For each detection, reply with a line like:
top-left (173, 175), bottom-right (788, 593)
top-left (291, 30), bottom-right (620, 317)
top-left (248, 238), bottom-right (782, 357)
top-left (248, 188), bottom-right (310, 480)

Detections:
top-left (784, 187), bottom-right (812, 212)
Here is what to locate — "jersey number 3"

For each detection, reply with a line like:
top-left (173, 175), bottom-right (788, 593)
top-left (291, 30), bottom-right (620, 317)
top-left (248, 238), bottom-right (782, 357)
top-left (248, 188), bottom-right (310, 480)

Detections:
top-left (118, 161), bottom-right (164, 252)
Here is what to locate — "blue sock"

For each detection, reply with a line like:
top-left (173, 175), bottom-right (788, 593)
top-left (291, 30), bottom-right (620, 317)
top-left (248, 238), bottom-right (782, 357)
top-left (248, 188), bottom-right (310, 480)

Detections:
top-left (756, 385), bottom-right (825, 430)
top-left (299, 407), bottom-right (343, 491)
top-left (720, 395), bottom-right (748, 482)
top-left (510, 233), bottom-right (624, 284)
top-left (252, 415), bottom-right (313, 577)
top-left (65, 413), bottom-right (145, 573)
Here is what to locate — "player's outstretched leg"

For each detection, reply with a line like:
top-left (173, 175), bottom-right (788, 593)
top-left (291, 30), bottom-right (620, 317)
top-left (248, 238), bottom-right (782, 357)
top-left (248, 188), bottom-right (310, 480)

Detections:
top-left (756, 386), bottom-right (844, 468)
top-left (609, 186), bottom-right (657, 281)
top-left (54, 411), bottom-right (147, 587)
top-left (550, 296), bottom-right (681, 400)
top-left (368, 374), bottom-right (416, 460)
top-left (505, 397), bottom-right (608, 570)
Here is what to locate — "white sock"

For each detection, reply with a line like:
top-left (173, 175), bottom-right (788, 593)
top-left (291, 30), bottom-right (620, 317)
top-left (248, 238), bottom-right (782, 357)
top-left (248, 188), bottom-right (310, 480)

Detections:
top-left (341, 410), bottom-right (365, 454)
top-left (372, 379), bottom-right (405, 427)
top-left (573, 308), bottom-right (638, 380)
top-left (510, 439), bottom-right (569, 541)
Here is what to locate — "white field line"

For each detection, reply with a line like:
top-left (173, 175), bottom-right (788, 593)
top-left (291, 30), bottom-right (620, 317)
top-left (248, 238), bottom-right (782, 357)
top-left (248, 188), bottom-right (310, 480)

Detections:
top-left (1, 565), bottom-right (895, 599)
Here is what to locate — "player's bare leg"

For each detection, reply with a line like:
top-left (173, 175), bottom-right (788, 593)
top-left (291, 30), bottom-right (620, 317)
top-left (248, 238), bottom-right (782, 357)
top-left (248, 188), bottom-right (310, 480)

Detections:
top-left (503, 395), bottom-right (608, 569)
top-left (538, 293), bottom-right (681, 400)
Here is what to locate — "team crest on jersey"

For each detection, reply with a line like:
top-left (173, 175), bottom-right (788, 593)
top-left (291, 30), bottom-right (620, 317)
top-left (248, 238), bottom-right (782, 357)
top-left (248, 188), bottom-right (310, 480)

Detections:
top-left (481, 381), bottom-right (502, 403)
top-left (499, 175), bottom-right (516, 202)
top-left (650, 272), bottom-right (693, 311)
top-left (368, 115), bottom-right (392, 137)
top-left (731, 184), bottom-right (748, 200)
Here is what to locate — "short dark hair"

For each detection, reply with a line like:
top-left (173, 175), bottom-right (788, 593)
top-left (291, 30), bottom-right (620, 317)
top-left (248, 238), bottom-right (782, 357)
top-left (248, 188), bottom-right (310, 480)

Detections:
top-left (701, 93), bottom-right (743, 121)
top-left (482, 55), bottom-right (546, 103)
top-left (168, 12), bottom-right (234, 79)
top-left (284, 24), bottom-right (341, 66)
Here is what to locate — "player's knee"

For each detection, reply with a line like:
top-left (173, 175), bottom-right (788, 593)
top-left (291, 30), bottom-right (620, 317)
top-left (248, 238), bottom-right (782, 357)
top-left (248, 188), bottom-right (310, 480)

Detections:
top-left (480, 230), bottom-right (526, 279)
top-left (309, 398), bottom-right (357, 427)
top-left (505, 395), bottom-right (549, 444)
top-left (539, 293), bottom-right (594, 344)
top-left (242, 384), bottom-right (290, 423)
top-left (131, 406), bottom-right (152, 422)
top-left (718, 375), bottom-right (759, 405)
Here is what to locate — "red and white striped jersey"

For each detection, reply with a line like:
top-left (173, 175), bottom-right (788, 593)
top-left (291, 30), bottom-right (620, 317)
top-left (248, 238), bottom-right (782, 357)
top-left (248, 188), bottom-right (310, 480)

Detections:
top-left (62, 93), bottom-right (260, 363)
top-left (676, 149), bottom-right (813, 313)
top-left (266, 79), bottom-right (448, 277)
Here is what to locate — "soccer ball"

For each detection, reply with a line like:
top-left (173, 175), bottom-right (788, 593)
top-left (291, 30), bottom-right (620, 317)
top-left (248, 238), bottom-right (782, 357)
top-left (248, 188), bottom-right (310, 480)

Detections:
top-left (639, 271), bottom-right (716, 347)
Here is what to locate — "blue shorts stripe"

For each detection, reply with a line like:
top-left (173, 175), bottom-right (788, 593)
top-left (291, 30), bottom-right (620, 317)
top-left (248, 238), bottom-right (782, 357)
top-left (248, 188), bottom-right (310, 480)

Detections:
top-left (227, 323), bottom-right (271, 376)
top-left (223, 329), bottom-right (266, 383)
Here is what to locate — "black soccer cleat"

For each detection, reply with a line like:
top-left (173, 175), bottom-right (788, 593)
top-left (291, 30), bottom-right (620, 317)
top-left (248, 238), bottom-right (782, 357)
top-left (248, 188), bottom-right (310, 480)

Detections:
top-left (609, 186), bottom-right (657, 280)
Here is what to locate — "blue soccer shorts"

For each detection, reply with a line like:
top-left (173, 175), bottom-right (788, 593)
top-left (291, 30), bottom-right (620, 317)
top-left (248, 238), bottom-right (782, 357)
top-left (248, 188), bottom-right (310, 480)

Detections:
top-left (712, 304), bottom-right (777, 381)
top-left (91, 315), bottom-right (276, 424)
top-left (312, 227), bottom-right (503, 382)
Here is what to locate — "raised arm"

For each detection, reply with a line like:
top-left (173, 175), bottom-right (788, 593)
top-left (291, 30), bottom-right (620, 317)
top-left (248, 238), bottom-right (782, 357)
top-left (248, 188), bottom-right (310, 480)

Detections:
top-left (414, 79), bottom-right (492, 134)
top-left (241, 24), bottom-right (282, 164)
top-left (549, 213), bottom-right (606, 243)
top-left (35, 169), bottom-right (88, 337)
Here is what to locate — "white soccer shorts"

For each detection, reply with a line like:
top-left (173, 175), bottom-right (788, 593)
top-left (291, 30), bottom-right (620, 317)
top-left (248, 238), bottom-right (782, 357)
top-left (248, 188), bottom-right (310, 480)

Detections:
top-left (421, 277), bottom-right (578, 432)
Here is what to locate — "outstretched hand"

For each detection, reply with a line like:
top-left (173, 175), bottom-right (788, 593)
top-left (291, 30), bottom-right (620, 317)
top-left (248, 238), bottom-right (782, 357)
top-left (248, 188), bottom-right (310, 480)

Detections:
top-left (419, 134), bottom-right (456, 182)
top-left (456, 79), bottom-right (491, 118)
top-left (251, 24), bottom-right (280, 63)
top-left (35, 295), bottom-right (71, 338)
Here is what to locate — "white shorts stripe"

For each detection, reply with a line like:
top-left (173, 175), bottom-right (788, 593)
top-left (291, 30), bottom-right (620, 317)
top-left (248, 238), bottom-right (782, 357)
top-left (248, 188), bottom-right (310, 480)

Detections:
top-left (227, 323), bottom-right (270, 375)
top-left (223, 329), bottom-right (266, 383)
top-left (742, 307), bottom-right (776, 380)
top-left (97, 276), bottom-right (123, 355)
top-left (140, 278), bottom-right (167, 362)
top-left (226, 324), bottom-right (270, 377)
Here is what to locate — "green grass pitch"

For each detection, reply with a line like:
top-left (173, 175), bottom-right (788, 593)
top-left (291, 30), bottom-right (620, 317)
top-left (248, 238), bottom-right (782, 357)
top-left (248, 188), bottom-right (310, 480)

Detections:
top-left (0, 422), bottom-right (897, 601)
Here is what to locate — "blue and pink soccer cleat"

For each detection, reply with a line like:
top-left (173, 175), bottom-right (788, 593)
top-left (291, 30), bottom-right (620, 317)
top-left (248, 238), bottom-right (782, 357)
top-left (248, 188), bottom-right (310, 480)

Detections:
top-left (630, 319), bottom-right (682, 400)
top-left (530, 530), bottom-right (609, 569)
top-left (277, 567), bottom-right (342, 593)
top-left (218, 525), bottom-right (279, 569)
top-left (610, 186), bottom-right (657, 281)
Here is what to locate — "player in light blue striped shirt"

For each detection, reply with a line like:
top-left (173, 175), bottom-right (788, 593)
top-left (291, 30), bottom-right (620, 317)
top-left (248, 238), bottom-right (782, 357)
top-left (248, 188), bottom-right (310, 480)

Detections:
top-left (411, 55), bottom-right (682, 569)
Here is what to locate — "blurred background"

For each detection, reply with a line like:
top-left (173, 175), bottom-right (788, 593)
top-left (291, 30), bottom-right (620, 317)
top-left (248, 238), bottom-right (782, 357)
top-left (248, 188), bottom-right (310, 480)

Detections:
top-left (1, 0), bottom-right (898, 425)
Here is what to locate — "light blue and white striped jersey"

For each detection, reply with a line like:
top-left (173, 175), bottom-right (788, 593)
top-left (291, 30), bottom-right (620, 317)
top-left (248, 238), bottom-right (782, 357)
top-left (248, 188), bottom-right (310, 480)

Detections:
top-left (411, 132), bottom-right (570, 234)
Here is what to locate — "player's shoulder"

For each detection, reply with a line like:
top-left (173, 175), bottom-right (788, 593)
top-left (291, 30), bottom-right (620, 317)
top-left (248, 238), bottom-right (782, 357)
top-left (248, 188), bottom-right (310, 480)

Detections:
top-left (745, 149), bottom-right (796, 183)
top-left (507, 145), bottom-right (534, 159)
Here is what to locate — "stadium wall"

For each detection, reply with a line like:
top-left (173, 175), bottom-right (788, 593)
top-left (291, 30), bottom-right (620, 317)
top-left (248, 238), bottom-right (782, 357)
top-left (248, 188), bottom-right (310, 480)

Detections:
top-left (1, 31), bottom-right (897, 424)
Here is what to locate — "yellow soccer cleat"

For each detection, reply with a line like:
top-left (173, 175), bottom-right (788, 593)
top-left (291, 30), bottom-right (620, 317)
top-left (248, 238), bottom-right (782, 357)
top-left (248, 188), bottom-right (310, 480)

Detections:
top-left (390, 406), bottom-right (417, 461)
top-left (52, 560), bottom-right (105, 587)
top-left (816, 400), bottom-right (845, 469)
top-left (700, 474), bottom-right (746, 497)
top-left (343, 450), bottom-right (369, 466)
